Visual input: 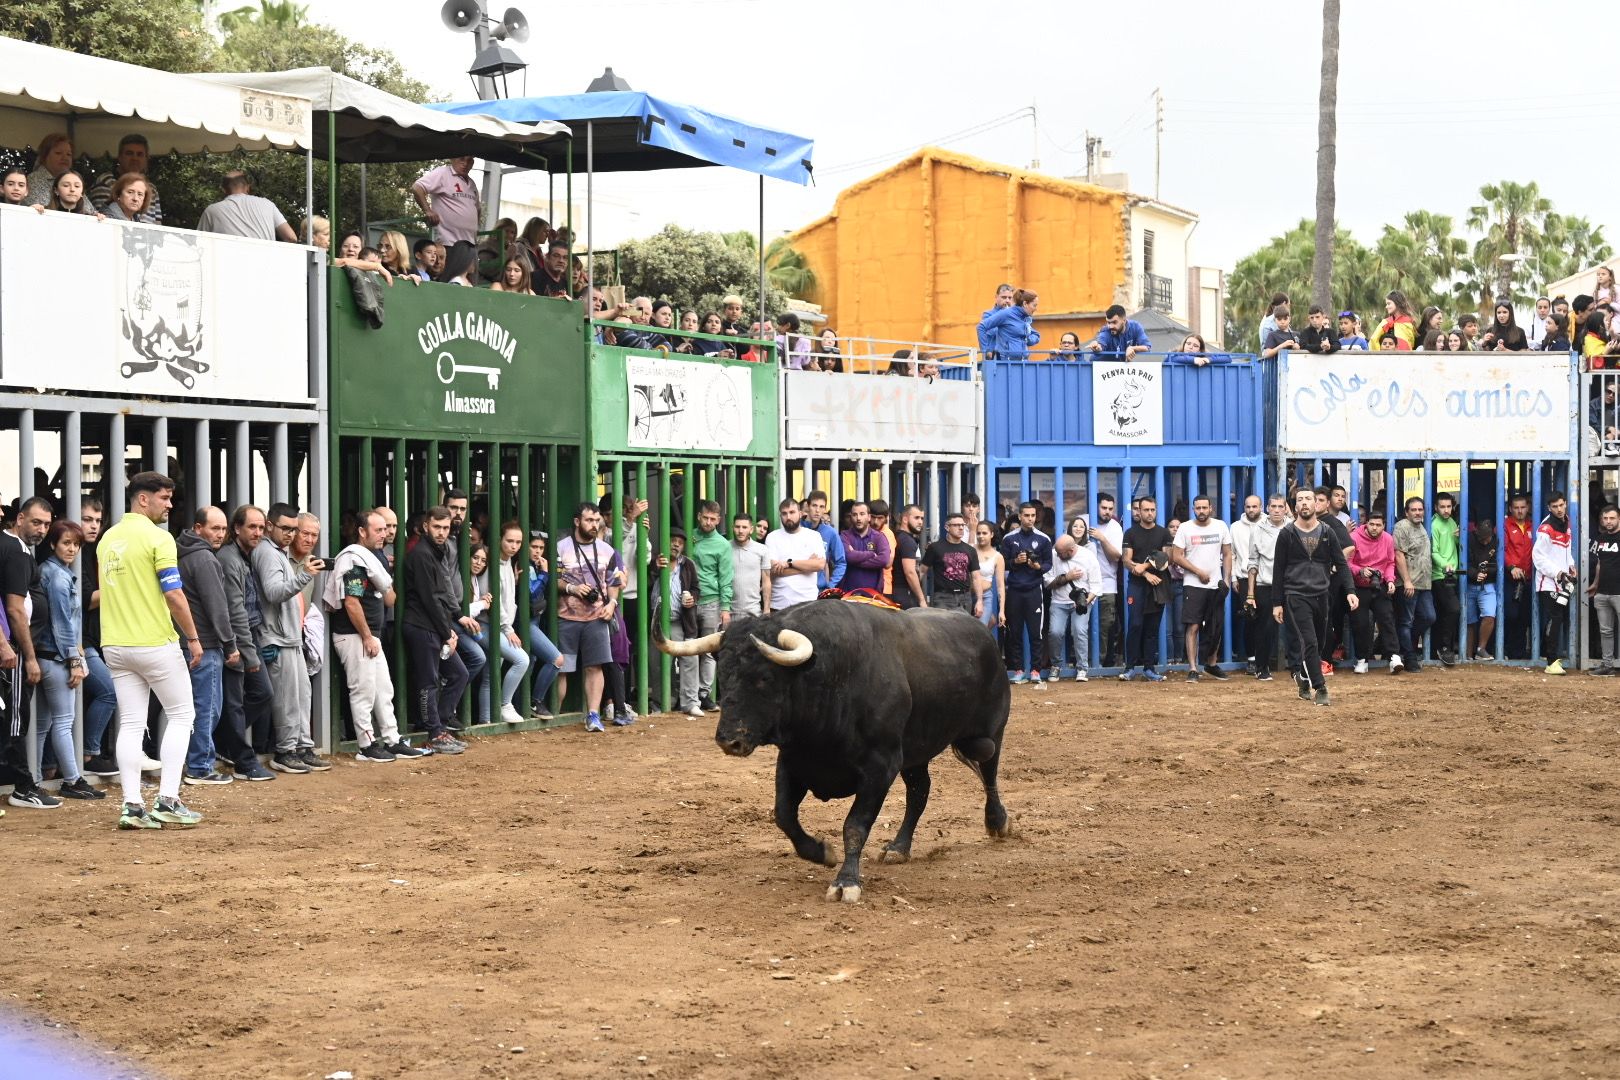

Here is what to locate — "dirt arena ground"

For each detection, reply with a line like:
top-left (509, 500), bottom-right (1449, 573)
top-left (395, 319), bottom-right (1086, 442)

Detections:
top-left (4, 665), bottom-right (1619, 1079)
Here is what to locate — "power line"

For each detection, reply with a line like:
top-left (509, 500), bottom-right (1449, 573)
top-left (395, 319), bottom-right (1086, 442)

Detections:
top-left (817, 107), bottom-right (1035, 177)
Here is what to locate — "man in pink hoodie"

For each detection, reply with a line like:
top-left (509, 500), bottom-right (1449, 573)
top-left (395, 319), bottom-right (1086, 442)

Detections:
top-left (1348, 508), bottom-right (1398, 674)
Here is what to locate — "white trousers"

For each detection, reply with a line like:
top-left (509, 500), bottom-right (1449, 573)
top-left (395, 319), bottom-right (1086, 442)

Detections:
top-left (332, 633), bottom-right (401, 748)
top-left (105, 644), bottom-right (194, 804)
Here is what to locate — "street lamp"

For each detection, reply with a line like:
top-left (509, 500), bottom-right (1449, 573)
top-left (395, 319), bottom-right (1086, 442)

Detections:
top-left (441, 0), bottom-right (530, 227)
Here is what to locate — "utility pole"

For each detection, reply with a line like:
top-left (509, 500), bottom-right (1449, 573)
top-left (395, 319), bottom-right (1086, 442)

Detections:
top-left (1153, 87), bottom-right (1164, 200)
top-left (1029, 102), bottom-right (1039, 171)
top-left (1085, 132), bottom-right (1103, 183)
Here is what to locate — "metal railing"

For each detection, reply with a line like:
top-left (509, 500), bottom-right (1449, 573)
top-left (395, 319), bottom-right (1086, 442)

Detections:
top-left (798, 336), bottom-right (980, 379)
top-left (1142, 272), bottom-right (1173, 312)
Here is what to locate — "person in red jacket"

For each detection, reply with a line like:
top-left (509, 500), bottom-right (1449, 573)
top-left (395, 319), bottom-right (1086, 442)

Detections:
top-left (1502, 492), bottom-right (1535, 660)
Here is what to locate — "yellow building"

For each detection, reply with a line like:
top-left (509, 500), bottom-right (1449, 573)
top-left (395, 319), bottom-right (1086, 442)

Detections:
top-left (792, 147), bottom-right (1220, 353)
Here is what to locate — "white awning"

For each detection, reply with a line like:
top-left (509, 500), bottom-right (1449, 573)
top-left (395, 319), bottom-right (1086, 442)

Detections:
top-left (0, 37), bottom-right (311, 157)
top-left (194, 68), bottom-right (569, 166)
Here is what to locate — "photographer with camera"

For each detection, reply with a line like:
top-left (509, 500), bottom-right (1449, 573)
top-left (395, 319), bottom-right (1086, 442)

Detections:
top-left (1429, 492), bottom-right (1462, 667)
top-left (1348, 509), bottom-right (1398, 673)
top-left (1532, 492), bottom-right (1576, 676)
top-left (1044, 527), bottom-right (1101, 681)
top-left (557, 502), bottom-right (625, 732)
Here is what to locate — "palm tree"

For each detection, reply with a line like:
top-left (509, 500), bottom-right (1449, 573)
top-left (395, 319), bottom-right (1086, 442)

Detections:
top-left (217, 0), bottom-right (309, 34)
top-left (1465, 181), bottom-right (1552, 302)
top-left (763, 238), bottom-right (816, 299)
top-left (1312, 0), bottom-right (1340, 313)
top-left (1538, 214), bottom-right (1612, 283)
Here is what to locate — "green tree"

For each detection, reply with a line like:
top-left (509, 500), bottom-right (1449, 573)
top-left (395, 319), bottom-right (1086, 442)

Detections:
top-left (763, 238), bottom-right (816, 299)
top-left (1538, 213), bottom-right (1611, 285)
top-left (617, 224), bottom-right (786, 323)
top-left (1227, 219), bottom-right (1380, 349)
top-left (0, 0), bottom-right (214, 73)
top-left (1465, 180), bottom-right (1552, 304)
top-left (217, 0), bottom-right (308, 33)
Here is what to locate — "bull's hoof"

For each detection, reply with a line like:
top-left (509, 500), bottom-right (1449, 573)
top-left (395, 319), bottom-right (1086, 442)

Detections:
top-left (880, 847), bottom-right (911, 864)
top-left (986, 810), bottom-right (1015, 839)
top-left (825, 883), bottom-right (863, 903)
top-left (817, 836), bottom-right (841, 867)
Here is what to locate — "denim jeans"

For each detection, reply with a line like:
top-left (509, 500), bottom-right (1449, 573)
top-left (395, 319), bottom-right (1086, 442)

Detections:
top-left (1046, 602), bottom-right (1091, 672)
top-left (529, 620), bottom-right (561, 709)
top-left (185, 647), bottom-right (224, 775)
top-left (1397, 588), bottom-right (1436, 659)
top-left (82, 646), bottom-right (116, 757)
top-left (35, 656), bottom-right (82, 783)
top-left (474, 627), bottom-right (532, 722)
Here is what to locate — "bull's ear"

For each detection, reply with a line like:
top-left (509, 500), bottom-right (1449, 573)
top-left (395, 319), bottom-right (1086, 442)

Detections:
top-left (726, 613), bottom-right (758, 638)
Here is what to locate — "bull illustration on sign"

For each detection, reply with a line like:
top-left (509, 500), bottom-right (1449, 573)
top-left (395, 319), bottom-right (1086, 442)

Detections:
top-left (1111, 376), bottom-right (1145, 430)
top-left (437, 351), bottom-right (501, 390)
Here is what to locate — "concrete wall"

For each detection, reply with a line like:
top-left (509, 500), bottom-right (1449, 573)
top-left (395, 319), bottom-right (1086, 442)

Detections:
top-left (792, 148), bottom-right (1127, 353)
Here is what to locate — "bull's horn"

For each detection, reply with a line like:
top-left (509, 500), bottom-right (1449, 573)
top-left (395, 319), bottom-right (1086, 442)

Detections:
top-left (752, 628), bottom-right (814, 667)
top-left (654, 631), bottom-right (724, 656)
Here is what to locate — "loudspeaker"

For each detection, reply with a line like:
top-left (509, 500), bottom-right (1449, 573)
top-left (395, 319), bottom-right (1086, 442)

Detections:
top-left (499, 7), bottom-right (530, 43)
top-left (440, 0), bottom-right (481, 32)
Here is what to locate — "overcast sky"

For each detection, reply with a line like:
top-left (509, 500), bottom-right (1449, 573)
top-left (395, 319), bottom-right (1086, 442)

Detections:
top-left (301, 0), bottom-right (1612, 271)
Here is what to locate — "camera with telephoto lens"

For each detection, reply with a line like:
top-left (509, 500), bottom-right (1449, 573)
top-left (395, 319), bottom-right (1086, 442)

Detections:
top-left (1068, 585), bottom-right (1092, 610)
top-left (1553, 572), bottom-right (1576, 607)
top-left (1364, 568), bottom-right (1386, 589)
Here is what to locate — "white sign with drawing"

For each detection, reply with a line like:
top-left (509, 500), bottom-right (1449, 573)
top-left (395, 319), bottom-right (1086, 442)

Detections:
top-left (782, 370), bottom-right (978, 454)
top-left (1091, 360), bottom-right (1164, 445)
top-left (1278, 353), bottom-right (1570, 454)
top-left (625, 356), bottom-right (753, 452)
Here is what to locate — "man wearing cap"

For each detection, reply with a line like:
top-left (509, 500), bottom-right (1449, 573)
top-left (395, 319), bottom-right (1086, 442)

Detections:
top-left (412, 155), bottom-right (483, 248)
top-left (1337, 311), bottom-right (1369, 351)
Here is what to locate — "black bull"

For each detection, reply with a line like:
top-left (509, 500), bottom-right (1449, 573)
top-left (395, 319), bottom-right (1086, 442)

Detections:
top-left (658, 600), bottom-right (1012, 903)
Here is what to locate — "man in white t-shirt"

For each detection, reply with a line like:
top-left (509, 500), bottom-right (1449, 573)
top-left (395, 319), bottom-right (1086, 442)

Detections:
top-left (1227, 494), bottom-right (1264, 669)
top-left (1091, 493), bottom-right (1125, 667)
top-left (1169, 495), bottom-right (1233, 682)
top-left (764, 498), bottom-right (826, 611)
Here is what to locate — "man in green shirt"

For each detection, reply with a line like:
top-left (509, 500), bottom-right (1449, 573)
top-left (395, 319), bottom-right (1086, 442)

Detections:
top-left (1430, 492), bottom-right (1461, 667)
top-left (688, 500), bottom-right (734, 712)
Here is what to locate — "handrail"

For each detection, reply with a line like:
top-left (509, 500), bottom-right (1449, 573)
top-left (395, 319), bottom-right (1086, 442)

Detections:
top-left (587, 320), bottom-right (779, 359)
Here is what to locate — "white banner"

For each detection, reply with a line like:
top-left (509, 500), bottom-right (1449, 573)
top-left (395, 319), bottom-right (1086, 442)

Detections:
top-left (1280, 353), bottom-right (1570, 454)
top-left (0, 208), bottom-right (312, 402)
top-left (626, 355), bottom-right (753, 452)
top-left (1092, 360), bottom-right (1164, 445)
top-left (782, 369), bottom-right (978, 454)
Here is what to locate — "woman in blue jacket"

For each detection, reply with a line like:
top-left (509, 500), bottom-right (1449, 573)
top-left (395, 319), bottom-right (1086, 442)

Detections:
top-left (977, 289), bottom-right (1041, 361)
top-left (35, 520), bottom-right (109, 799)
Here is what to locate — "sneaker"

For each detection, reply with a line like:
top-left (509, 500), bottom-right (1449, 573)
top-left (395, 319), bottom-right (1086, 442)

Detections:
top-left (183, 770), bottom-right (234, 786)
top-left (387, 741), bottom-right (428, 758)
top-left (1074, 670), bottom-right (1088, 683)
top-left (1009, 670), bottom-right (1027, 685)
top-left (83, 755), bottom-right (119, 777)
top-left (1545, 659), bottom-right (1566, 676)
top-left (1204, 665), bottom-right (1230, 681)
top-left (1408, 659), bottom-right (1423, 673)
top-left (1352, 659), bottom-right (1368, 675)
top-left (683, 705), bottom-right (704, 718)
top-left (118, 802), bottom-right (160, 830)
top-left (1296, 674), bottom-right (1313, 701)
top-left (7, 786), bottom-right (61, 809)
top-left (1256, 670), bottom-right (1274, 682)
top-left (500, 703), bottom-right (525, 724)
top-left (234, 759), bottom-right (276, 781)
top-left (1186, 670), bottom-right (1201, 683)
top-left (427, 732), bottom-right (466, 755)
top-left (531, 703), bottom-right (555, 721)
top-left (150, 796), bottom-right (202, 827)
top-left (1591, 665), bottom-right (1618, 677)
top-left (1389, 654), bottom-right (1404, 675)
top-left (1117, 669), bottom-right (1139, 682)
top-left (356, 742), bottom-right (397, 763)
top-left (443, 718), bottom-right (466, 734)
top-left (58, 777), bottom-right (106, 800)
top-left (699, 694), bottom-right (720, 713)
top-left (1313, 687), bottom-right (1331, 707)
top-left (271, 752), bottom-right (311, 774)
top-left (1440, 650), bottom-right (1457, 668)
top-left (1029, 671), bottom-right (1043, 686)
top-left (299, 748), bottom-right (333, 772)
top-left (612, 710), bottom-right (636, 726)
top-left (584, 712), bottom-right (605, 733)
top-left (1471, 648), bottom-right (1493, 661)
top-left (1143, 669), bottom-right (1166, 683)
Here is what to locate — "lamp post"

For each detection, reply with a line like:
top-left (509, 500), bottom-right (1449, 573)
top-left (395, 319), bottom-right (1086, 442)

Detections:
top-left (441, 0), bottom-right (529, 230)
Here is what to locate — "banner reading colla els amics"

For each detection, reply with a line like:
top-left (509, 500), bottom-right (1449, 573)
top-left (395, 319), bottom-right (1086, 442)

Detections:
top-left (1278, 353), bottom-right (1573, 455)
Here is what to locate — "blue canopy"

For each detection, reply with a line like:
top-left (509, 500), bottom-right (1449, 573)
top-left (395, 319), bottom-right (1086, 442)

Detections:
top-left (427, 91), bottom-right (814, 185)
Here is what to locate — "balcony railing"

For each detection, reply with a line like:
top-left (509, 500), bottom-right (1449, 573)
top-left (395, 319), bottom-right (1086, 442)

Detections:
top-left (1142, 272), bottom-right (1174, 313)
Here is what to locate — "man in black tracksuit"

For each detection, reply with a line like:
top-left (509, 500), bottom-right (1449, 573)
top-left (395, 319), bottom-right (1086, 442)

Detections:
top-left (998, 500), bottom-right (1053, 684)
top-left (1271, 488), bottom-right (1359, 706)
top-left (402, 506), bottom-right (469, 755)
